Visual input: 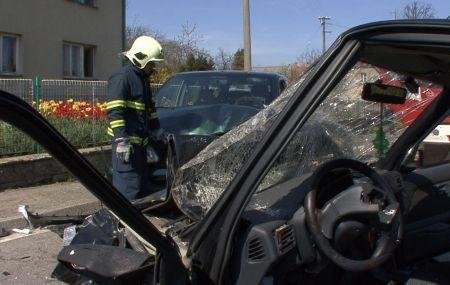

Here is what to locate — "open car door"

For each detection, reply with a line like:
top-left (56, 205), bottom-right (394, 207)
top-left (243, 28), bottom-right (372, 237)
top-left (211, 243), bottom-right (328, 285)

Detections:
top-left (0, 90), bottom-right (187, 284)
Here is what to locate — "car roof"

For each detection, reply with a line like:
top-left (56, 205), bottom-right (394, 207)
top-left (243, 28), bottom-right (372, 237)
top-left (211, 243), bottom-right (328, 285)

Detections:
top-left (344, 19), bottom-right (450, 34)
top-left (344, 20), bottom-right (450, 86)
top-left (174, 70), bottom-right (285, 79)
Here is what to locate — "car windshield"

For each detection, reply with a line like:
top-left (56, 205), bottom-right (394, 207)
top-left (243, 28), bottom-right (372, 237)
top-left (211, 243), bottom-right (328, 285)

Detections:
top-left (154, 73), bottom-right (276, 109)
top-left (171, 61), bottom-right (443, 220)
top-left (170, 76), bottom-right (305, 220)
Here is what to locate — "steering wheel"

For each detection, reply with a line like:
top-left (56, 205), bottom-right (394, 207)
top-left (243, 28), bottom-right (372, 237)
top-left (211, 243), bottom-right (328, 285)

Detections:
top-left (304, 158), bottom-right (403, 272)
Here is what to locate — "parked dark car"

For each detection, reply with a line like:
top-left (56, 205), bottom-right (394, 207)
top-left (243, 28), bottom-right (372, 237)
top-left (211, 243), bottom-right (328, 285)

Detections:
top-left (3, 20), bottom-right (450, 284)
top-left (149, 71), bottom-right (287, 190)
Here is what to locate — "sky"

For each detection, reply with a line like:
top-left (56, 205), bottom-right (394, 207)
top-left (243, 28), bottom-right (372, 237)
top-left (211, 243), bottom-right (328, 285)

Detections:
top-left (127, 0), bottom-right (450, 67)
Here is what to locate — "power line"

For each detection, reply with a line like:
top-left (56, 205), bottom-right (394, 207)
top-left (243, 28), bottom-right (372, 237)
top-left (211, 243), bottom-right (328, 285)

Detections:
top-left (328, 22), bottom-right (350, 30)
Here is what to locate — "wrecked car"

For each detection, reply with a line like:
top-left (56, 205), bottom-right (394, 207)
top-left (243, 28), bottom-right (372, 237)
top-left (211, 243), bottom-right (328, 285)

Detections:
top-left (2, 20), bottom-right (450, 284)
top-left (149, 71), bottom-right (287, 189)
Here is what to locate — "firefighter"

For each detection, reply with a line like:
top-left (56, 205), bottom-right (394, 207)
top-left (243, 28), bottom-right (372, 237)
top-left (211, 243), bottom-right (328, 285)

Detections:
top-left (106, 36), bottom-right (166, 200)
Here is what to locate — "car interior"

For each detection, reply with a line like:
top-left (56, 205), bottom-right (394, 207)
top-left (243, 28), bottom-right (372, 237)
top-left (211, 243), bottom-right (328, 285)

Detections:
top-left (141, 40), bottom-right (450, 284)
top-left (232, 44), bottom-right (450, 284)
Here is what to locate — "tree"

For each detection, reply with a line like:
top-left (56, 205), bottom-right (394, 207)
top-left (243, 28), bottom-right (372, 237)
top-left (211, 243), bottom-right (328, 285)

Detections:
top-left (279, 64), bottom-right (309, 84)
top-left (125, 22), bottom-right (202, 74)
top-left (125, 24), bottom-right (173, 83)
top-left (125, 18), bottom-right (165, 50)
top-left (215, 48), bottom-right (233, 70)
top-left (232, 48), bottom-right (244, 70)
top-left (125, 20), bottom-right (213, 81)
top-left (297, 49), bottom-right (321, 65)
top-left (151, 65), bottom-right (172, 84)
top-left (125, 25), bottom-right (150, 50)
top-left (156, 22), bottom-right (207, 74)
top-left (179, 52), bottom-right (215, 72)
top-left (177, 22), bottom-right (202, 56)
top-left (403, 1), bottom-right (435, 19)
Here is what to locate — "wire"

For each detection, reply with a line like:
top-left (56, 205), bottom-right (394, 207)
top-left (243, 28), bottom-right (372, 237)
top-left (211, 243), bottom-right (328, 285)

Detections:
top-left (328, 22), bottom-right (351, 30)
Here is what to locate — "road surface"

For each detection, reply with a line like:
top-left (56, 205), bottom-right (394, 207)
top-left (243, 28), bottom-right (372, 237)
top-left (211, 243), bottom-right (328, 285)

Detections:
top-left (0, 229), bottom-right (64, 284)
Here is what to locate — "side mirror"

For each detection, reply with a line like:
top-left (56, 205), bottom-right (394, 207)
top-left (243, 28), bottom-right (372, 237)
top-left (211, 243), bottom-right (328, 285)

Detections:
top-left (362, 83), bottom-right (407, 104)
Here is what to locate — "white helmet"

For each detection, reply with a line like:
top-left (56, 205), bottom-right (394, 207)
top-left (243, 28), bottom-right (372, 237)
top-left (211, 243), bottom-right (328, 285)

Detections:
top-left (125, 36), bottom-right (163, 69)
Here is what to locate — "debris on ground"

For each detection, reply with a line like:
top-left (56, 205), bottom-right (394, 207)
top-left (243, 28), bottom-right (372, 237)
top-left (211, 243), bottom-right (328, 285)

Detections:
top-left (11, 228), bottom-right (32, 235)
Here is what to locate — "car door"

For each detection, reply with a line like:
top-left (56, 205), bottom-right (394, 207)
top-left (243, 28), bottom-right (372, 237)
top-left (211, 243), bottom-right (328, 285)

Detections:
top-left (0, 89), bottom-right (186, 282)
top-left (402, 112), bottom-right (450, 222)
top-left (393, 113), bottom-right (450, 263)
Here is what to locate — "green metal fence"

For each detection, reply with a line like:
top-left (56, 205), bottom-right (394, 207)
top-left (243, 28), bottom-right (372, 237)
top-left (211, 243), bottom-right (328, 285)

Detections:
top-left (39, 79), bottom-right (109, 153)
top-left (0, 79), bottom-right (35, 156)
top-left (0, 77), bottom-right (162, 157)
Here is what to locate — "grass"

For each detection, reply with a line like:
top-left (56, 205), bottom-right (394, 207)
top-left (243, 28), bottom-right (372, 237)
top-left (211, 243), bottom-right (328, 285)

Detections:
top-left (0, 116), bottom-right (109, 157)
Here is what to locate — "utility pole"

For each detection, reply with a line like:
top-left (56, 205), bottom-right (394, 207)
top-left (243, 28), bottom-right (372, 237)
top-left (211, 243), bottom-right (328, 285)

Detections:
top-left (318, 16), bottom-right (331, 54)
top-left (243, 0), bottom-right (252, 71)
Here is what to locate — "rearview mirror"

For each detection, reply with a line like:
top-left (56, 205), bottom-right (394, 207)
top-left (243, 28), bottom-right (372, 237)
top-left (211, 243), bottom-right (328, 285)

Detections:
top-left (362, 83), bottom-right (407, 104)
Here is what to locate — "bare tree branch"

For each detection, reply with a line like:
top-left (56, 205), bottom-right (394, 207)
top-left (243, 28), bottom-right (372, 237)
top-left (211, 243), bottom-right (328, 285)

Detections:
top-left (278, 64), bottom-right (309, 84)
top-left (297, 49), bottom-right (322, 65)
top-left (215, 48), bottom-right (233, 70)
top-left (403, 1), bottom-right (435, 19)
top-left (125, 19), bottom-right (214, 77)
top-left (178, 22), bottom-right (202, 53)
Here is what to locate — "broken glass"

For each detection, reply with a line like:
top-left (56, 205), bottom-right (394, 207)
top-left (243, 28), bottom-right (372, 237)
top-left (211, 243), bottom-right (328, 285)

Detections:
top-left (171, 78), bottom-right (306, 220)
top-left (171, 62), bottom-right (442, 220)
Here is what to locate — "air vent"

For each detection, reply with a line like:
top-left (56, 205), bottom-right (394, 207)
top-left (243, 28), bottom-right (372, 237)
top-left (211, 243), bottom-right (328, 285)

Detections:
top-left (274, 225), bottom-right (296, 255)
top-left (247, 237), bottom-right (266, 261)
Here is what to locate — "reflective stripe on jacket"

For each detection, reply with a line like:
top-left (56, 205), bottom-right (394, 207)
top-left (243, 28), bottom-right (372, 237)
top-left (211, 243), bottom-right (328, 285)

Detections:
top-left (106, 63), bottom-right (160, 144)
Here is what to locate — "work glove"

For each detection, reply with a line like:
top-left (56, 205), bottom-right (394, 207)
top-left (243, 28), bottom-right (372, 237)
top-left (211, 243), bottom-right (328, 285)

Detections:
top-left (146, 145), bottom-right (159, 164)
top-left (115, 138), bottom-right (133, 163)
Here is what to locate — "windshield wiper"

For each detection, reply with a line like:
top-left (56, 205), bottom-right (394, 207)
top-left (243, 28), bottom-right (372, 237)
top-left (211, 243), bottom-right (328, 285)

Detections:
top-left (212, 131), bottom-right (227, 136)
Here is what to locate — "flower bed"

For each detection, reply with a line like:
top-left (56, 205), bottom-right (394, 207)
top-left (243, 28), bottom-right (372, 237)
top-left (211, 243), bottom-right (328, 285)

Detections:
top-left (38, 99), bottom-right (107, 119)
top-left (0, 99), bottom-right (109, 157)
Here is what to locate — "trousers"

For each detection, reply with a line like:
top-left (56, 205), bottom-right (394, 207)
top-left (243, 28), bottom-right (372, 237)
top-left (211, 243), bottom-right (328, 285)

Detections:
top-left (111, 142), bottom-right (149, 200)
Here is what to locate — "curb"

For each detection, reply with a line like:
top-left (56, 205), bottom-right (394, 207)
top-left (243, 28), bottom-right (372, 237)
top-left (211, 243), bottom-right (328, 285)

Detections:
top-left (0, 146), bottom-right (111, 191)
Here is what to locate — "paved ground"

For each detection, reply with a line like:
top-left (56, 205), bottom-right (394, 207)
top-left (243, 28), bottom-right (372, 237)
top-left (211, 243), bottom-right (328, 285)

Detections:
top-left (0, 182), bottom-right (101, 229)
top-left (0, 182), bottom-right (101, 284)
top-left (0, 229), bottom-right (63, 284)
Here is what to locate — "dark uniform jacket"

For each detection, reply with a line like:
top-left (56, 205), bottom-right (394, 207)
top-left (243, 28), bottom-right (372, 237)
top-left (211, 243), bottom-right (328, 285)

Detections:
top-left (106, 63), bottom-right (160, 146)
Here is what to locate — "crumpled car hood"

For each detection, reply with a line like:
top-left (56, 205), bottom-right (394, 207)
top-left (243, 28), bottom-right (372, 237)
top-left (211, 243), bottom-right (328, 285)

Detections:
top-left (158, 104), bottom-right (259, 136)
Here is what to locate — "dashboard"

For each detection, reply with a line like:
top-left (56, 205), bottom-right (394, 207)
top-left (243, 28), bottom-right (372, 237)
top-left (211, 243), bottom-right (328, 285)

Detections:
top-left (233, 169), bottom-right (406, 285)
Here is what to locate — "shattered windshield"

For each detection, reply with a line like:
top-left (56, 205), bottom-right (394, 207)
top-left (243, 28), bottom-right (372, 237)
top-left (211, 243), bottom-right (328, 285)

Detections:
top-left (171, 62), bottom-right (442, 220)
top-left (171, 77), bottom-right (306, 220)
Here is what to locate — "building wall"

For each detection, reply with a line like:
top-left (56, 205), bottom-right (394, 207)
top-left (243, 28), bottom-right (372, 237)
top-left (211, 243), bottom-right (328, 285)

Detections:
top-left (0, 0), bottom-right (123, 80)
